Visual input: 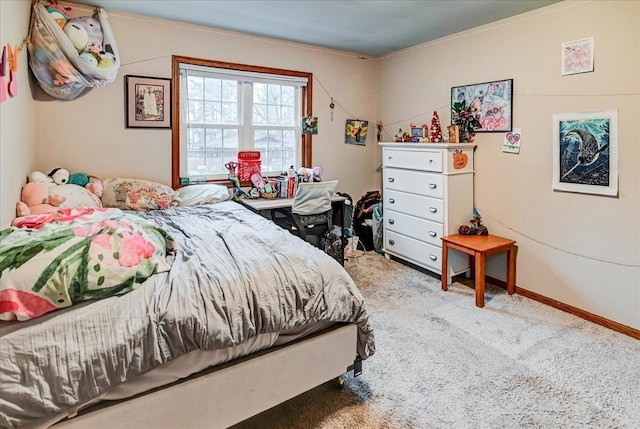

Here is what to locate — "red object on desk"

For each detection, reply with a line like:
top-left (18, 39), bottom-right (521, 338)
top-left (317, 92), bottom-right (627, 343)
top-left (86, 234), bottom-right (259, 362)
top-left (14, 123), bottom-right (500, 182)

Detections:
top-left (237, 151), bottom-right (261, 181)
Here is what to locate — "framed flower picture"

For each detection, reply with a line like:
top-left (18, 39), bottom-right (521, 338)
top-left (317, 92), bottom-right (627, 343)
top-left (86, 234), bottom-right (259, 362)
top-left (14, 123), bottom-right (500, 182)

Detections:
top-left (451, 79), bottom-right (513, 132)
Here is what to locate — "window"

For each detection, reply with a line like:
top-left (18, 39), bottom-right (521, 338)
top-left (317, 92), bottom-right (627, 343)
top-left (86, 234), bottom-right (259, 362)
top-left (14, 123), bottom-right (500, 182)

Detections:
top-left (172, 57), bottom-right (313, 188)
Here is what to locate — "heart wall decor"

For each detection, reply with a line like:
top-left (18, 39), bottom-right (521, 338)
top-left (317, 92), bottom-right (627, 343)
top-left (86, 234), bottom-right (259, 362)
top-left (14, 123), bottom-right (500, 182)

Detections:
top-left (503, 128), bottom-right (522, 154)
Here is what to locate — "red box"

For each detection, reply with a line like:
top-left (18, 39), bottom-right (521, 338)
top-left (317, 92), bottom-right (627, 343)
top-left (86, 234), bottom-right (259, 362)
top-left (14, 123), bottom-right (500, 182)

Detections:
top-left (237, 151), bottom-right (261, 181)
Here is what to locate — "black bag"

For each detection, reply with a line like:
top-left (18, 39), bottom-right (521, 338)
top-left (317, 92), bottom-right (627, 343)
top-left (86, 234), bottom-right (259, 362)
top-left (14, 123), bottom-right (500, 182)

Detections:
top-left (353, 190), bottom-right (381, 251)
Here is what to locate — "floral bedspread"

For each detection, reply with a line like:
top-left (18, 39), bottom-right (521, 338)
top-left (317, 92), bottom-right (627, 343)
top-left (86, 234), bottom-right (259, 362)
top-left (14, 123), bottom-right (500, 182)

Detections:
top-left (0, 208), bottom-right (173, 321)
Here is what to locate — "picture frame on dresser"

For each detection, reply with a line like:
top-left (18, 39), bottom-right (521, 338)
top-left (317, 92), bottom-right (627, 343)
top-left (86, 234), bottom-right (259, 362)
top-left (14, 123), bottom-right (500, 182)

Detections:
top-left (410, 127), bottom-right (425, 139)
top-left (451, 79), bottom-right (513, 132)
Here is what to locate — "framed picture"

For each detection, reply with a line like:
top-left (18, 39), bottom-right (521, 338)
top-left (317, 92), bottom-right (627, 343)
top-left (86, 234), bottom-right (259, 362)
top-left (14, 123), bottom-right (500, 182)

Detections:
top-left (345, 119), bottom-right (368, 145)
top-left (125, 75), bottom-right (172, 129)
top-left (562, 37), bottom-right (594, 76)
top-left (552, 110), bottom-right (618, 197)
top-left (410, 127), bottom-right (425, 139)
top-left (451, 78), bottom-right (513, 132)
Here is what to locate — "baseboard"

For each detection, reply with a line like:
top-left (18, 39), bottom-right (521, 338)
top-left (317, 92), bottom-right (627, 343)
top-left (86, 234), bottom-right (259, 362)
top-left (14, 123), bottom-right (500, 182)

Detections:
top-left (486, 275), bottom-right (640, 340)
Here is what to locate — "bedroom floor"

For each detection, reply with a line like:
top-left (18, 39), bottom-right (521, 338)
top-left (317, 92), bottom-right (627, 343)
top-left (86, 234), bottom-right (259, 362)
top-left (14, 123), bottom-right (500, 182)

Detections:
top-left (233, 251), bottom-right (640, 429)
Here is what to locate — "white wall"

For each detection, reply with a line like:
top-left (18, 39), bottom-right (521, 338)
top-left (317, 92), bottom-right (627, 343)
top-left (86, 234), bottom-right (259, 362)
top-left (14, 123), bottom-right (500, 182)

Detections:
top-left (33, 3), bottom-right (381, 202)
top-left (13, 0), bottom-right (640, 330)
top-left (377, 0), bottom-right (640, 330)
top-left (0, 0), bottom-right (35, 228)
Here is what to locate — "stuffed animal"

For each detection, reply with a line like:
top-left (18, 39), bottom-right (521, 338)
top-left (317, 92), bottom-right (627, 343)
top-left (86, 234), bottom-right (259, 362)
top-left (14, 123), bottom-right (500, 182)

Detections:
top-left (63, 16), bottom-right (103, 53)
top-left (68, 172), bottom-right (89, 187)
top-left (50, 59), bottom-right (76, 85)
top-left (85, 176), bottom-right (103, 198)
top-left (15, 182), bottom-right (66, 217)
top-left (63, 19), bottom-right (89, 52)
top-left (47, 1), bottom-right (71, 29)
top-left (47, 168), bottom-right (70, 185)
top-left (29, 171), bottom-right (53, 184)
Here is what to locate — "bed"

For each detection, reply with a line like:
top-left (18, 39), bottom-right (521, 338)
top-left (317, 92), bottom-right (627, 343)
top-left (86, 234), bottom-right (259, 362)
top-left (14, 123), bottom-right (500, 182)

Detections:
top-left (0, 201), bottom-right (375, 429)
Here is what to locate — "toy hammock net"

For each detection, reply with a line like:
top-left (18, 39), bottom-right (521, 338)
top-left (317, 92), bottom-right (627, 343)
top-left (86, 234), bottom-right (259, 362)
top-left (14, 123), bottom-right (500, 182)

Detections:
top-left (27, 2), bottom-right (120, 100)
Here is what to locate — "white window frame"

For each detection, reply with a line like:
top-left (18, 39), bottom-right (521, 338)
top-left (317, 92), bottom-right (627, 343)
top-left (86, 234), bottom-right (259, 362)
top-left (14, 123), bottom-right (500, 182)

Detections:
top-left (172, 57), bottom-right (313, 187)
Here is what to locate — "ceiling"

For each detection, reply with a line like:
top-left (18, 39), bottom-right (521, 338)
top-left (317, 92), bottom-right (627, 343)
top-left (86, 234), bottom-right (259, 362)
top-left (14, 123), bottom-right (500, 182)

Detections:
top-left (71, 0), bottom-right (561, 57)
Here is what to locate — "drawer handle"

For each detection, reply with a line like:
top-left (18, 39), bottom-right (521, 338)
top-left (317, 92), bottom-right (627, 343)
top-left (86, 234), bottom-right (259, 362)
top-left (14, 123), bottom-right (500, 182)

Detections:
top-left (389, 198), bottom-right (395, 204)
top-left (429, 254), bottom-right (437, 261)
top-left (388, 239), bottom-right (395, 245)
top-left (429, 159), bottom-right (433, 163)
top-left (388, 219), bottom-right (395, 224)
top-left (388, 156), bottom-right (392, 160)
top-left (429, 183), bottom-right (437, 189)
top-left (388, 177), bottom-right (395, 182)
top-left (429, 207), bottom-right (437, 213)
top-left (429, 231), bottom-right (437, 237)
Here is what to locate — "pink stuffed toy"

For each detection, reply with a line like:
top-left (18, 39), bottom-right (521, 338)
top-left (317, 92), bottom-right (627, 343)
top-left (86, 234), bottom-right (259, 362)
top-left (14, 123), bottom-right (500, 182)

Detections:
top-left (15, 182), bottom-right (66, 217)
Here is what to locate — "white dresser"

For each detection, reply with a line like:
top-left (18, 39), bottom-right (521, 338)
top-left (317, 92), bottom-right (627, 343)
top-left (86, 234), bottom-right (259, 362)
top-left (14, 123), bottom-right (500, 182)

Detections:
top-left (379, 142), bottom-right (476, 281)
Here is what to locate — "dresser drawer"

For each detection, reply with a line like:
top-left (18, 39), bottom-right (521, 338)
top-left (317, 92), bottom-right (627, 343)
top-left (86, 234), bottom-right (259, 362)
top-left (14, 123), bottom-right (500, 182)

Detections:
top-left (384, 230), bottom-right (441, 272)
top-left (385, 210), bottom-right (443, 247)
top-left (384, 189), bottom-right (444, 223)
top-left (383, 148), bottom-right (443, 172)
top-left (383, 168), bottom-right (444, 198)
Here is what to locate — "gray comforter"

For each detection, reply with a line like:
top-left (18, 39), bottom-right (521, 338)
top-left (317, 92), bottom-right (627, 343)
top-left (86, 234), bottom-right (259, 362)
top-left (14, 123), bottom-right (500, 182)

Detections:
top-left (0, 202), bottom-right (375, 428)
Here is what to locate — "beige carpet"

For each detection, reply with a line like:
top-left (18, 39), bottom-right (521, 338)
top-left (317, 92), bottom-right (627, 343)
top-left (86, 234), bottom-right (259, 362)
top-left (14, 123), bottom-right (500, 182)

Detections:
top-left (233, 251), bottom-right (640, 428)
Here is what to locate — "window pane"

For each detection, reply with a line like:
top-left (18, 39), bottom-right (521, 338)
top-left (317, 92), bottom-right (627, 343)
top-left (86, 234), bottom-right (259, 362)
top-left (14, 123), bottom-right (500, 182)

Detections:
top-left (267, 84), bottom-right (280, 105)
top-left (267, 105), bottom-right (280, 125)
top-left (187, 76), bottom-right (204, 100)
top-left (222, 80), bottom-right (237, 102)
top-left (222, 102), bottom-right (238, 124)
top-left (254, 129), bottom-right (268, 152)
top-left (281, 106), bottom-right (295, 125)
top-left (253, 104), bottom-right (267, 125)
top-left (281, 86), bottom-right (294, 106)
top-left (188, 100), bottom-right (204, 123)
top-left (253, 83), bottom-right (267, 104)
top-left (204, 78), bottom-right (221, 100)
top-left (188, 128), bottom-right (204, 150)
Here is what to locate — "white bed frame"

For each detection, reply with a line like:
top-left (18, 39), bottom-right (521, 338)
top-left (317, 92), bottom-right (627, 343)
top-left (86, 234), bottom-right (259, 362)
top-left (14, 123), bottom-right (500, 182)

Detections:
top-left (54, 324), bottom-right (359, 429)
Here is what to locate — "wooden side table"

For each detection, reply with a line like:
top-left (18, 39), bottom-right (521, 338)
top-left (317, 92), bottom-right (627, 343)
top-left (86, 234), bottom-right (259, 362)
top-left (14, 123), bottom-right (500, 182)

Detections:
top-left (441, 234), bottom-right (516, 308)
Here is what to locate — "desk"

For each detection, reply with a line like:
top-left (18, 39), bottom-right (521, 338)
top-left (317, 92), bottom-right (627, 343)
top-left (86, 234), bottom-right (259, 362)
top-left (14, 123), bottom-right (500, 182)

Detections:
top-left (239, 195), bottom-right (347, 264)
top-left (441, 234), bottom-right (516, 308)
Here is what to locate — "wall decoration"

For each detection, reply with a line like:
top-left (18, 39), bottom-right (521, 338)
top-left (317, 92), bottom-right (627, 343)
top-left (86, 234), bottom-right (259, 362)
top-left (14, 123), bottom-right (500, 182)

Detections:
top-left (345, 119), bottom-right (368, 145)
top-left (502, 128), bottom-right (522, 154)
top-left (562, 37), bottom-right (594, 76)
top-left (451, 79), bottom-right (513, 132)
top-left (125, 75), bottom-right (171, 129)
top-left (302, 116), bottom-right (318, 134)
top-left (552, 110), bottom-right (618, 196)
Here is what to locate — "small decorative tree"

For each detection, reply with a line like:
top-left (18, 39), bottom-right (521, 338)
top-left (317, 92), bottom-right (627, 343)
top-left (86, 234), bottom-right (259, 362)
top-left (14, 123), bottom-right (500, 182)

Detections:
top-left (429, 111), bottom-right (443, 142)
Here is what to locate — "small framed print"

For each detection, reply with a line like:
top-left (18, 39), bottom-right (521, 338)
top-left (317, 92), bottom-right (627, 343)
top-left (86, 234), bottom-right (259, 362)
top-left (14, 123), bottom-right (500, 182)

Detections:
top-left (125, 75), bottom-right (172, 129)
top-left (410, 127), bottom-right (425, 139)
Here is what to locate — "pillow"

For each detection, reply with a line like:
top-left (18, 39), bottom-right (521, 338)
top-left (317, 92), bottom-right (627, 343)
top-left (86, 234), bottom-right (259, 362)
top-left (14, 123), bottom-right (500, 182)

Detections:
top-left (55, 184), bottom-right (103, 209)
top-left (0, 207), bottom-right (173, 321)
top-left (102, 178), bottom-right (178, 211)
top-left (175, 184), bottom-right (230, 206)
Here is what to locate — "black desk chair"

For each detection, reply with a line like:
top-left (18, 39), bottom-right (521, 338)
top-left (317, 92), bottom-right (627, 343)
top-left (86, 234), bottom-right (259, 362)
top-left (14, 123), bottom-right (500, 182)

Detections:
top-left (272, 180), bottom-right (339, 248)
